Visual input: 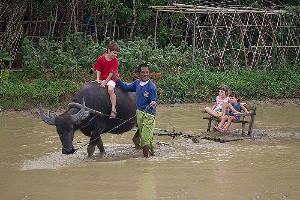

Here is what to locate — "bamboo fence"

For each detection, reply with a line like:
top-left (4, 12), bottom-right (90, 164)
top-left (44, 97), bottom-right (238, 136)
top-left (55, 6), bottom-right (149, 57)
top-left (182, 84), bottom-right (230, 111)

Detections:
top-left (150, 4), bottom-right (300, 69)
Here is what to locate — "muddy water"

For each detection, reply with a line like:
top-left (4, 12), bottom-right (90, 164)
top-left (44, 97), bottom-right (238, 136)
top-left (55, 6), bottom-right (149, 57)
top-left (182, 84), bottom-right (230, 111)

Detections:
top-left (0, 103), bottom-right (300, 200)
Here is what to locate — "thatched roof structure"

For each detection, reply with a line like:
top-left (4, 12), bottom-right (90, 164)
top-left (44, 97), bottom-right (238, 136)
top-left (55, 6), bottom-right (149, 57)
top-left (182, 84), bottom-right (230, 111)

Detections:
top-left (150, 4), bottom-right (299, 69)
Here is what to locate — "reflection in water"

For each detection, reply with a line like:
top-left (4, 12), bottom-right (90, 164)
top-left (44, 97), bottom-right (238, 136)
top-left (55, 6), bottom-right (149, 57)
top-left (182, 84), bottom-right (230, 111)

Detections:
top-left (137, 164), bottom-right (156, 200)
top-left (0, 103), bottom-right (300, 199)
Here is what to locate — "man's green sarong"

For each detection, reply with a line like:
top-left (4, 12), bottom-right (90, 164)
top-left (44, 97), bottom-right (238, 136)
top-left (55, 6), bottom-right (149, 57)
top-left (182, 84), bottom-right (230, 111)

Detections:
top-left (136, 109), bottom-right (155, 155)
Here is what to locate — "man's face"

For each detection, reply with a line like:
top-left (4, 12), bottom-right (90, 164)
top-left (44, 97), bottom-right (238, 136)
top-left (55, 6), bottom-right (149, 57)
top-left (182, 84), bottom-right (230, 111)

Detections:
top-left (139, 66), bottom-right (149, 82)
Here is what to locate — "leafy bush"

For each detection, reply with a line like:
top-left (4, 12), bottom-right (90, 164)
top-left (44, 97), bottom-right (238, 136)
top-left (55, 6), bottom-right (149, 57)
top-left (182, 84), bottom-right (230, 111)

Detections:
top-left (22, 33), bottom-right (105, 80)
top-left (157, 67), bottom-right (300, 103)
top-left (1, 36), bottom-right (300, 109)
top-left (0, 78), bottom-right (82, 109)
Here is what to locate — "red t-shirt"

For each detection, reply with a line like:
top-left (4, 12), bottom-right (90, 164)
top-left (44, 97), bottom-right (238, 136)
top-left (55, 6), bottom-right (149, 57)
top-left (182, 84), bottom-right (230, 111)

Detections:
top-left (93, 54), bottom-right (120, 82)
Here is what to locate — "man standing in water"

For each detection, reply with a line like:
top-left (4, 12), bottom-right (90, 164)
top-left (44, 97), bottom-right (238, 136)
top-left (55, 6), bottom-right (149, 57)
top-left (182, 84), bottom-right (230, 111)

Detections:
top-left (113, 64), bottom-right (157, 157)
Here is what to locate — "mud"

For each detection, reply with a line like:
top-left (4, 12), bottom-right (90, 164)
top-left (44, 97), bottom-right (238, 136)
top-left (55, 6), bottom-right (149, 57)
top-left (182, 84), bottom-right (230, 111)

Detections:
top-left (1, 100), bottom-right (300, 200)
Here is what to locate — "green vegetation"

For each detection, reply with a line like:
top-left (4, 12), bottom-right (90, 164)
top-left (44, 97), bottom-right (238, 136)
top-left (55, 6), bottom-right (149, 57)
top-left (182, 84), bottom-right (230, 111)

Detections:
top-left (0, 77), bottom-right (82, 109)
top-left (0, 35), bottom-right (300, 109)
top-left (158, 66), bottom-right (300, 103)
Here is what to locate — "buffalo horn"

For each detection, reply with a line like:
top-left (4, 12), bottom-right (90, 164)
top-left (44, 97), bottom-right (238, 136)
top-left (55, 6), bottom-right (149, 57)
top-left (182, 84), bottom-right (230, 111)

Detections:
top-left (39, 104), bottom-right (56, 125)
top-left (71, 98), bottom-right (86, 123)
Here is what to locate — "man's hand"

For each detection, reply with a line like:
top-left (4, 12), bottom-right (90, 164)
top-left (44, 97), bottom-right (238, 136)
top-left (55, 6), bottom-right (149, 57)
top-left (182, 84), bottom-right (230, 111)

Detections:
top-left (149, 101), bottom-right (156, 107)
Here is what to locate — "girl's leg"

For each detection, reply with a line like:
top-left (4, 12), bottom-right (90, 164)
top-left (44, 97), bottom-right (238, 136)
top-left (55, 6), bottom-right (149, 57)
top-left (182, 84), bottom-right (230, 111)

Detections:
top-left (218, 116), bottom-right (228, 128)
top-left (224, 116), bottom-right (235, 130)
top-left (205, 107), bottom-right (219, 118)
top-left (221, 101), bottom-right (229, 116)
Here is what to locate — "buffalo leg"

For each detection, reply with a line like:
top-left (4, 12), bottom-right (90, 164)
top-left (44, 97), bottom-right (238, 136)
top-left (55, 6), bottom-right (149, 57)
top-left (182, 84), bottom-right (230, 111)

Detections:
top-left (132, 130), bottom-right (141, 149)
top-left (87, 142), bottom-right (96, 157)
top-left (87, 129), bottom-right (103, 157)
top-left (96, 136), bottom-right (105, 155)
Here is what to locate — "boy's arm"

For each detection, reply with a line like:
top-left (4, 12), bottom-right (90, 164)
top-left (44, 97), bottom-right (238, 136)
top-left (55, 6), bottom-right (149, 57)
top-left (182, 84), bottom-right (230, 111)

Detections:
top-left (96, 71), bottom-right (101, 82)
top-left (100, 72), bottom-right (113, 87)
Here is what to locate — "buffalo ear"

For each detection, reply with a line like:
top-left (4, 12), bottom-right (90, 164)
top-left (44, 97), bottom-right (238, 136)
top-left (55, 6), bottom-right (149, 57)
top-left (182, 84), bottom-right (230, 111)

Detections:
top-left (39, 104), bottom-right (56, 125)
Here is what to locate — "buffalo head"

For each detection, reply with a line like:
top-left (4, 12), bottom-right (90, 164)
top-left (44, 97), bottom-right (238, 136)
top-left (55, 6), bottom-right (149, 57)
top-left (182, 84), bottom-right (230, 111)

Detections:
top-left (39, 100), bottom-right (86, 154)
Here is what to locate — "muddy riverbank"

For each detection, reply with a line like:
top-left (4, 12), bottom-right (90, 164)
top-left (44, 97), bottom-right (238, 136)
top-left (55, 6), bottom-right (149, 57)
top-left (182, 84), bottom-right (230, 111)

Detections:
top-left (1, 98), bottom-right (300, 118)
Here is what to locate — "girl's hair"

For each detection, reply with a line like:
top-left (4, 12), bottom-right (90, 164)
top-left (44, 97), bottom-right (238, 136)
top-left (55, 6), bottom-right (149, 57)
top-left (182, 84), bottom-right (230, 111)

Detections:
top-left (219, 84), bottom-right (229, 96)
top-left (107, 40), bottom-right (120, 52)
top-left (230, 91), bottom-right (242, 102)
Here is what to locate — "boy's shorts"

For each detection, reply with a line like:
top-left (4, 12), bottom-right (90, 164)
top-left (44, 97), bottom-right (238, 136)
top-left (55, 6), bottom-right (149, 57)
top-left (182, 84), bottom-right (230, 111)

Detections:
top-left (99, 80), bottom-right (116, 88)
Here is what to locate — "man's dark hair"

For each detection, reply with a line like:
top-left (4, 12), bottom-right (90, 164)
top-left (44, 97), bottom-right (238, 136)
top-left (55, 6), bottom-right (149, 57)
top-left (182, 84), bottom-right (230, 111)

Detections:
top-left (138, 63), bottom-right (149, 73)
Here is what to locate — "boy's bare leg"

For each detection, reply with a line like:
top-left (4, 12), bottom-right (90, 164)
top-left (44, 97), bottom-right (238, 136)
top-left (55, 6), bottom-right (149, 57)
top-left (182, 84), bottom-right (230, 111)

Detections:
top-left (108, 85), bottom-right (117, 113)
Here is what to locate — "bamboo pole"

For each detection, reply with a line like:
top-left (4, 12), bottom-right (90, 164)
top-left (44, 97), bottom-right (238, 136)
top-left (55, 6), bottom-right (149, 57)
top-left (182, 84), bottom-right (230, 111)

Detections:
top-left (192, 12), bottom-right (196, 62)
top-left (154, 11), bottom-right (158, 47)
top-left (149, 4), bottom-right (288, 15)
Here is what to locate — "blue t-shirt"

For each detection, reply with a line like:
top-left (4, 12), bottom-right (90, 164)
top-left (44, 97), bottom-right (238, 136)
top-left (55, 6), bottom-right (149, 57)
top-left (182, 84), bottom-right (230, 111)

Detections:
top-left (117, 79), bottom-right (158, 115)
top-left (227, 102), bottom-right (241, 120)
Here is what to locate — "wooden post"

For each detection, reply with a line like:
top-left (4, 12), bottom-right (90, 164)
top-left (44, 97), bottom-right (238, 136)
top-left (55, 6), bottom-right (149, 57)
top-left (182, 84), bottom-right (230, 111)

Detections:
top-left (248, 114), bottom-right (255, 136)
top-left (130, 0), bottom-right (137, 38)
top-left (192, 11), bottom-right (196, 62)
top-left (30, 1), bottom-right (32, 37)
top-left (207, 117), bottom-right (212, 133)
top-left (154, 11), bottom-right (158, 47)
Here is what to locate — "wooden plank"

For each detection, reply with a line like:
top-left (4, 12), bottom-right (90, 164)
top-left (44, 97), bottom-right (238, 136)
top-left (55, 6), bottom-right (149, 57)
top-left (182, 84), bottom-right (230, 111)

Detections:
top-left (202, 117), bottom-right (250, 124)
top-left (202, 136), bottom-right (252, 142)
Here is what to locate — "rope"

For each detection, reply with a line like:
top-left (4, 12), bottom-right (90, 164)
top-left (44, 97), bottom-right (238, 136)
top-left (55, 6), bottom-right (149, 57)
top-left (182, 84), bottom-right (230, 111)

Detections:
top-left (68, 102), bottom-right (126, 121)
top-left (73, 104), bottom-right (155, 153)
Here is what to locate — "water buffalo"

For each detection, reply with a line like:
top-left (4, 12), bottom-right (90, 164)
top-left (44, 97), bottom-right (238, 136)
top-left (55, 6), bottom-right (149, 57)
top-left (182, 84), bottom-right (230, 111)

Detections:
top-left (39, 82), bottom-right (139, 157)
